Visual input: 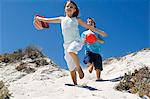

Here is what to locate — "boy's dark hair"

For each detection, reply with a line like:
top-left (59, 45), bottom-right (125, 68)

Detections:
top-left (64, 0), bottom-right (79, 17)
top-left (87, 17), bottom-right (96, 28)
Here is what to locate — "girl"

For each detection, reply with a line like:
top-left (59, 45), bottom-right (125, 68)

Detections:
top-left (34, 0), bottom-right (107, 85)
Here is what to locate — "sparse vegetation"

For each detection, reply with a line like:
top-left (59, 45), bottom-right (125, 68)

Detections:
top-left (15, 62), bottom-right (36, 73)
top-left (0, 45), bottom-right (45, 64)
top-left (0, 80), bottom-right (11, 99)
top-left (115, 66), bottom-right (150, 98)
top-left (0, 45), bottom-right (59, 73)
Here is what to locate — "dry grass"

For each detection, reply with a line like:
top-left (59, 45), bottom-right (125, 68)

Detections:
top-left (115, 66), bottom-right (150, 98)
top-left (0, 81), bottom-right (11, 99)
top-left (0, 45), bottom-right (45, 63)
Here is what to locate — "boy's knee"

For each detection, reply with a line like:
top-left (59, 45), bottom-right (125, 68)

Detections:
top-left (96, 69), bottom-right (101, 71)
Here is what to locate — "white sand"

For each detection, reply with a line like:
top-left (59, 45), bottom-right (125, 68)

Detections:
top-left (0, 49), bottom-right (150, 99)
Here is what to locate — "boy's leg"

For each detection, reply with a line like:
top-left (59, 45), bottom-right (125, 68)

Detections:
top-left (69, 52), bottom-right (84, 79)
top-left (96, 69), bottom-right (101, 80)
top-left (93, 54), bottom-right (103, 80)
top-left (83, 51), bottom-right (93, 73)
top-left (70, 70), bottom-right (77, 85)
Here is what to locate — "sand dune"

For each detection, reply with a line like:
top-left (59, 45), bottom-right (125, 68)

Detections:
top-left (0, 48), bottom-right (150, 99)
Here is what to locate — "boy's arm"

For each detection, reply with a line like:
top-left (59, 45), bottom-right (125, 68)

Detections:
top-left (35, 16), bottom-right (62, 23)
top-left (77, 18), bottom-right (107, 37)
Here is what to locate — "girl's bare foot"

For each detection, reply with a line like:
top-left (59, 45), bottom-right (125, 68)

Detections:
top-left (77, 67), bottom-right (84, 79)
top-left (70, 70), bottom-right (77, 85)
top-left (95, 78), bottom-right (103, 81)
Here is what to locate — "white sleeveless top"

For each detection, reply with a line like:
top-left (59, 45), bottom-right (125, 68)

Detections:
top-left (60, 16), bottom-right (80, 44)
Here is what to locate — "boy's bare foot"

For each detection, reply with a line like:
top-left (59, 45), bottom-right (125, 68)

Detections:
top-left (77, 67), bottom-right (84, 79)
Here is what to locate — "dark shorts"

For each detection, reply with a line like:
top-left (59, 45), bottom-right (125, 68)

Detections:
top-left (83, 51), bottom-right (103, 71)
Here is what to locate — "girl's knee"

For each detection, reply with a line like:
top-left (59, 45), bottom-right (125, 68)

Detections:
top-left (69, 52), bottom-right (76, 56)
top-left (69, 52), bottom-right (73, 54)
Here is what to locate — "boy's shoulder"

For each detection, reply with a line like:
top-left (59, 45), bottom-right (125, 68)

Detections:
top-left (82, 30), bottom-right (93, 35)
top-left (82, 30), bottom-right (101, 37)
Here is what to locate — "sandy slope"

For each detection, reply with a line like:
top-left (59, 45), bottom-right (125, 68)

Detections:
top-left (8, 69), bottom-right (141, 99)
top-left (0, 48), bottom-right (150, 99)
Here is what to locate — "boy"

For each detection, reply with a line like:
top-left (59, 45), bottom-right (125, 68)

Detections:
top-left (81, 18), bottom-right (105, 81)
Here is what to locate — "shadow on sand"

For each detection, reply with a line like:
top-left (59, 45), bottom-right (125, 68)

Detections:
top-left (65, 76), bottom-right (123, 91)
top-left (65, 83), bottom-right (102, 91)
top-left (96, 76), bottom-right (123, 82)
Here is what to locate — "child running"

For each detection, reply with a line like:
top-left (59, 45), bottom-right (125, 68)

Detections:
top-left (81, 18), bottom-right (105, 81)
top-left (34, 0), bottom-right (107, 85)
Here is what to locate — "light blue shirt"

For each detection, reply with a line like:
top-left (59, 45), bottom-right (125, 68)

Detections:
top-left (60, 16), bottom-right (80, 44)
top-left (81, 30), bottom-right (103, 54)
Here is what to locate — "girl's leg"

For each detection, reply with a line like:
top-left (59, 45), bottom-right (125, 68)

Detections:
top-left (70, 70), bottom-right (77, 85)
top-left (69, 52), bottom-right (84, 79)
top-left (96, 69), bottom-right (101, 80)
top-left (64, 44), bottom-right (79, 84)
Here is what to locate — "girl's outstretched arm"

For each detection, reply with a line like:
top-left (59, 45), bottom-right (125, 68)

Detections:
top-left (35, 16), bottom-right (62, 23)
top-left (77, 18), bottom-right (107, 37)
top-left (97, 39), bottom-right (105, 44)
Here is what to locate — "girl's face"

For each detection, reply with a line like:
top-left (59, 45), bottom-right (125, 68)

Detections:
top-left (65, 2), bottom-right (76, 17)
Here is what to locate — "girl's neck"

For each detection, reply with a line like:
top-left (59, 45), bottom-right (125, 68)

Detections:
top-left (66, 14), bottom-right (72, 18)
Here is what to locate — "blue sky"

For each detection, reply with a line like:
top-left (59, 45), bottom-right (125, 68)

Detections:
top-left (0, 0), bottom-right (149, 69)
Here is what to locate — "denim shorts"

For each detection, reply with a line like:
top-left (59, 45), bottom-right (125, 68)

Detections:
top-left (83, 51), bottom-right (103, 71)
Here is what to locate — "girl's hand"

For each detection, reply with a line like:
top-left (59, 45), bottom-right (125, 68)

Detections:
top-left (34, 16), bottom-right (42, 22)
top-left (33, 17), bottom-right (43, 30)
top-left (99, 31), bottom-right (107, 37)
top-left (97, 39), bottom-right (105, 44)
top-left (78, 18), bottom-right (108, 37)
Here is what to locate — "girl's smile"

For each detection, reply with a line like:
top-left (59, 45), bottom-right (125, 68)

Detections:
top-left (65, 2), bottom-right (76, 17)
